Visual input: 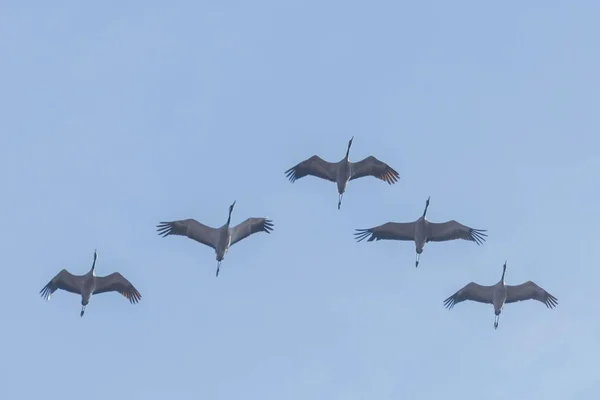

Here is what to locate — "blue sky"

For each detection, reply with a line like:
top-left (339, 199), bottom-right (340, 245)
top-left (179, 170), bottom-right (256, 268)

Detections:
top-left (1, 1), bottom-right (599, 399)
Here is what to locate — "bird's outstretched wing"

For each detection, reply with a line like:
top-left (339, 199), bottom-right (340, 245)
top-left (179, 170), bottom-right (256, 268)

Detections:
top-left (230, 218), bottom-right (274, 246)
top-left (426, 220), bottom-right (487, 245)
top-left (93, 272), bottom-right (142, 304)
top-left (156, 218), bottom-right (219, 249)
top-left (285, 155), bottom-right (337, 183)
top-left (354, 222), bottom-right (416, 242)
top-left (40, 269), bottom-right (83, 300)
top-left (350, 156), bottom-right (400, 184)
top-left (443, 282), bottom-right (494, 309)
top-left (505, 281), bottom-right (558, 309)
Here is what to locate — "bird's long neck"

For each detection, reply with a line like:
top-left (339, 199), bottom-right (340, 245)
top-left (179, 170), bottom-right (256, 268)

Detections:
top-left (345, 141), bottom-right (352, 160)
top-left (501, 266), bottom-right (506, 283)
top-left (422, 204), bottom-right (429, 218)
top-left (226, 209), bottom-right (233, 226)
top-left (90, 258), bottom-right (96, 276)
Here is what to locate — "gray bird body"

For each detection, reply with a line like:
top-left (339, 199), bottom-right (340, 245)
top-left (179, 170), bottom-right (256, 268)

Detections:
top-left (355, 197), bottom-right (487, 267)
top-left (444, 261), bottom-right (558, 329)
top-left (285, 137), bottom-right (400, 209)
top-left (40, 250), bottom-right (142, 317)
top-left (216, 221), bottom-right (233, 262)
top-left (336, 158), bottom-right (352, 196)
top-left (81, 268), bottom-right (96, 305)
top-left (157, 201), bottom-right (274, 276)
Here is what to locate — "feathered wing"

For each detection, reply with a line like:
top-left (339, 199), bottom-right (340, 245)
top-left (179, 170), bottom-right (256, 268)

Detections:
top-left (505, 281), bottom-right (558, 309)
top-left (354, 221), bottom-right (416, 242)
top-left (443, 282), bottom-right (494, 309)
top-left (426, 220), bottom-right (487, 245)
top-left (284, 155), bottom-right (337, 183)
top-left (350, 156), bottom-right (400, 184)
top-left (93, 272), bottom-right (142, 304)
top-left (40, 269), bottom-right (83, 299)
top-left (230, 218), bottom-right (274, 246)
top-left (156, 218), bottom-right (219, 249)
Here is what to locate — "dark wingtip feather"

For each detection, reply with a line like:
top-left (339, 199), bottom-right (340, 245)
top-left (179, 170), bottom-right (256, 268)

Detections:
top-left (263, 219), bottom-right (275, 233)
top-left (470, 228), bottom-right (488, 245)
top-left (156, 222), bottom-right (174, 237)
top-left (125, 287), bottom-right (142, 304)
top-left (546, 293), bottom-right (558, 308)
top-left (354, 229), bottom-right (373, 242)
top-left (443, 296), bottom-right (455, 309)
top-left (39, 284), bottom-right (50, 299)
top-left (384, 167), bottom-right (401, 184)
top-left (284, 168), bottom-right (297, 183)
top-left (133, 291), bottom-right (142, 304)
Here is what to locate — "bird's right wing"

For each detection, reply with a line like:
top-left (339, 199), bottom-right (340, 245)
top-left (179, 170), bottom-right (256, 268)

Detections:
top-left (505, 281), bottom-right (558, 309)
top-left (40, 269), bottom-right (83, 300)
top-left (354, 222), bottom-right (415, 242)
top-left (426, 220), bottom-right (487, 245)
top-left (443, 282), bottom-right (494, 309)
top-left (229, 217), bottom-right (274, 247)
top-left (156, 218), bottom-right (218, 249)
top-left (93, 272), bottom-right (142, 304)
top-left (349, 156), bottom-right (400, 184)
top-left (285, 155), bottom-right (337, 183)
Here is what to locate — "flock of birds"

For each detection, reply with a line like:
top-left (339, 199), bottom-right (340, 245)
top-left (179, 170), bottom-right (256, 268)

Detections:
top-left (39, 137), bottom-right (558, 329)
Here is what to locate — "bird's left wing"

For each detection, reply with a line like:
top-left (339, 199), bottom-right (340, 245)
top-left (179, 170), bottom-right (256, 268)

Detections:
top-left (230, 218), bottom-right (274, 246)
top-left (93, 272), bottom-right (142, 304)
top-left (443, 282), bottom-right (494, 309)
top-left (505, 281), bottom-right (558, 309)
top-left (40, 269), bottom-right (83, 300)
top-left (284, 155), bottom-right (337, 183)
top-left (354, 221), bottom-right (415, 242)
top-left (427, 220), bottom-right (487, 245)
top-left (350, 156), bottom-right (400, 184)
top-left (157, 218), bottom-right (219, 249)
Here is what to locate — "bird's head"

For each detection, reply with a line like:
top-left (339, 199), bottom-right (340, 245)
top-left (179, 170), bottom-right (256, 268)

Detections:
top-left (345, 136), bottom-right (354, 158)
top-left (227, 200), bottom-right (236, 224)
top-left (422, 196), bottom-right (431, 217)
top-left (91, 249), bottom-right (97, 272)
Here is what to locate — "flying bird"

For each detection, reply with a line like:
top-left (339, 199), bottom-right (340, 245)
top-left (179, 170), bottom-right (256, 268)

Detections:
top-left (355, 196), bottom-right (487, 267)
top-left (157, 200), bottom-right (274, 277)
top-left (40, 250), bottom-right (142, 317)
top-left (284, 136), bottom-right (400, 209)
top-left (443, 261), bottom-right (558, 329)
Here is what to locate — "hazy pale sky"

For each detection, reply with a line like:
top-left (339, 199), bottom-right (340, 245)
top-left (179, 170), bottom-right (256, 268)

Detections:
top-left (1, 1), bottom-right (599, 399)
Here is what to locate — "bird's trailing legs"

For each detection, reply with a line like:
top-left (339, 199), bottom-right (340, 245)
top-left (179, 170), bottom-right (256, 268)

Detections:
top-left (216, 261), bottom-right (221, 277)
top-left (338, 193), bottom-right (343, 210)
top-left (494, 314), bottom-right (500, 330)
top-left (415, 253), bottom-right (421, 268)
top-left (80, 305), bottom-right (86, 317)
